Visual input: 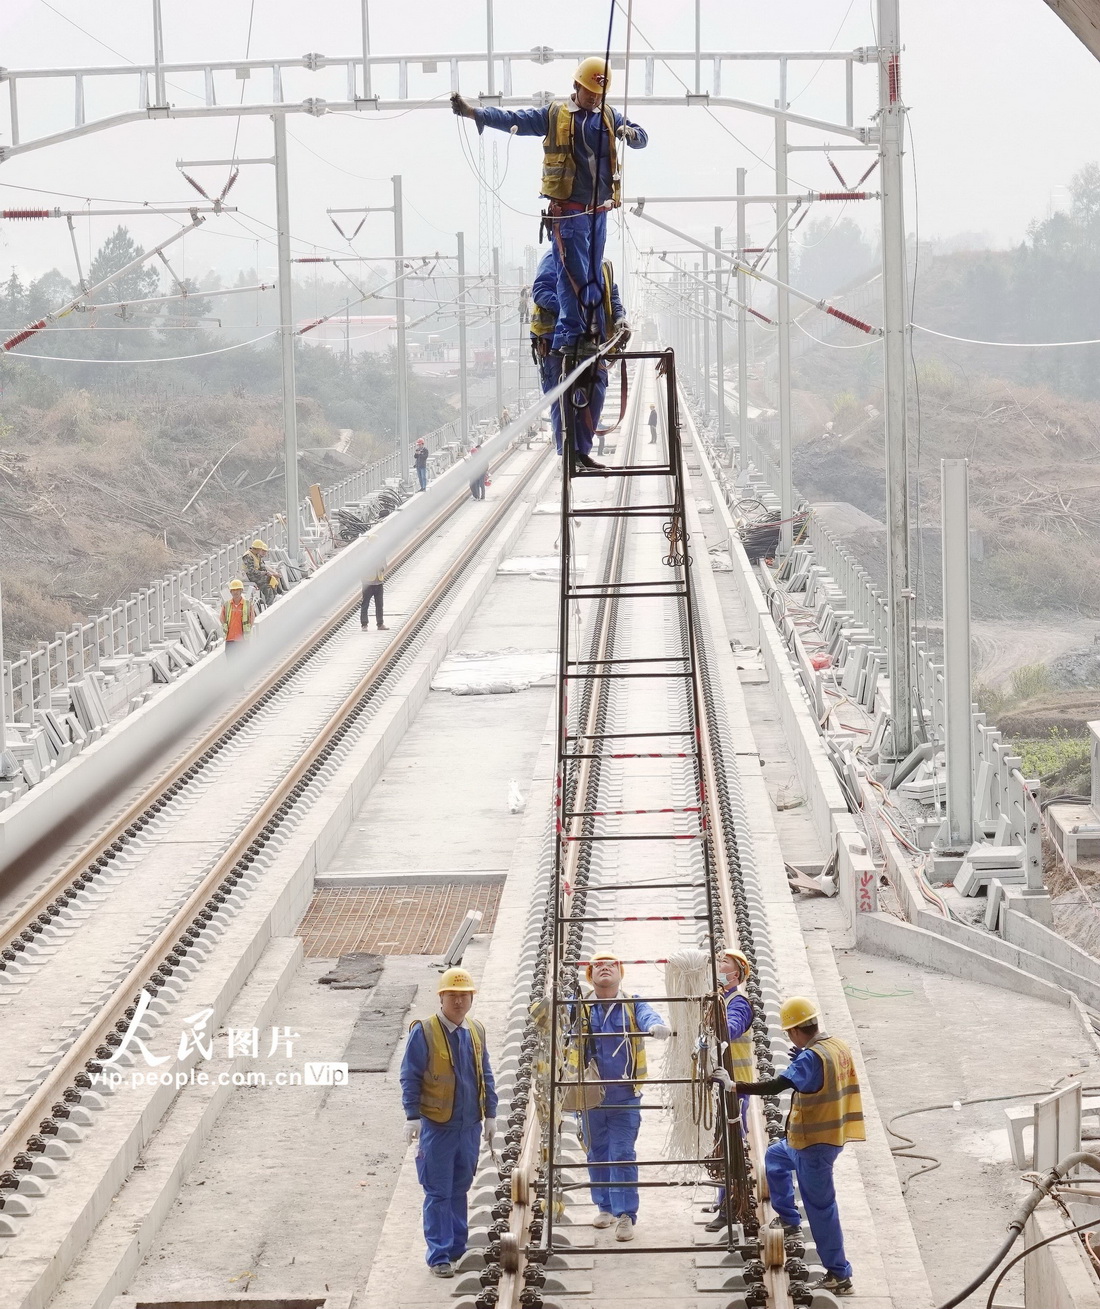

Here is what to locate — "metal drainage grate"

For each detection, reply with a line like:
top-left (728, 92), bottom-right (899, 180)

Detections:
top-left (298, 884), bottom-right (502, 957)
top-left (135, 1299), bottom-right (328, 1309)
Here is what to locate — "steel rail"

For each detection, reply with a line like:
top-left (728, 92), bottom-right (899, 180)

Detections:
top-left (494, 373), bottom-right (645, 1306)
top-left (0, 440), bottom-right (528, 955)
top-left (0, 440), bottom-right (552, 1183)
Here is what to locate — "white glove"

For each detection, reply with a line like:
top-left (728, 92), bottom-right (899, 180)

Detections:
top-left (616, 124), bottom-right (639, 143)
top-left (483, 1117), bottom-right (498, 1147)
top-left (649, 1023), bottom-right (672, 1040)
top-left (403, 1119), bottom-right (420, 1145)
top-left (711, 1068), bottom-right (735, 1091)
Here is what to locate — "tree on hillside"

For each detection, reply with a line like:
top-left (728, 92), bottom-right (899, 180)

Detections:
top-left (87, 227), bottom-right (160, 309)
top-left (1, 270), bottom-right (27, 323)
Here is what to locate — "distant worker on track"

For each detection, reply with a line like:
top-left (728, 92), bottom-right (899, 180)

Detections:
top-left (360, 558), bottom-right (388, 631)
top-left (647, 403), bottom-right (658, 443)
top-left (451, 57), bottom-right (647, 359)
top-left (732, 995), bottom-right (864, 1298)
top-left (219, 579), bottom-right (253, 653)
top-left (414, 437), bottom-right (430, 492)
top-left (570, 953), bottom-right (670, 1242)
top-left (400, 967), bottom-right (498, 1280)
top-left (469, 445), bottom-right (487, 501)
top-left (530, 246), bottom-right (628, 470)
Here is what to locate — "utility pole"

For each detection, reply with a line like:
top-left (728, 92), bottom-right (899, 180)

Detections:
top-left (701, 250), bottom-right (711, 419)
top-left (736, 168), bottom-right (749, 473)
top-left (392, 174), bottom-right (410, 484)
top-left (272, 113), bottom-right (301, 562)
top-left (714, 225), bottom-right (725, 450)
top-left (878, 0), bottom-right (914, 757)
top-left (0, 579), bottom-right (15, 782)
top-left (774, 75), bottom-right (794, 555)
top-left (457, 231), bottom-right (470, 450)
top-left (492, 246), bottom-right (503, 424)
top-left (941, 459), bottom-right (974, 847)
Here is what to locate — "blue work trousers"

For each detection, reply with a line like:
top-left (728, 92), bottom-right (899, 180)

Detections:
top-left (584, 1098), bottom-right (642, 1219)
top-left (551, 210), bottom-right (608, 353)
top-left (415, 1120), bottom-right (482, 1267)
top-left (416, 465), bottom-right (428, 491)
top-left (542, 356), bottom-right (607, 458)
top-left (765, 1138), bottom-right (852, 1280)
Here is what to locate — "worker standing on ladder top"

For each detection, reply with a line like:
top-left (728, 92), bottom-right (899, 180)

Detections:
top-left (705, 947), bottom-right (755, 1232)
top-left (729, 995), bottom-right (864, 1297)
top-left (451, 57), bottom-right (647, 359)
top-left (400, 967), bottom-right (498, 1280)
top-left (570, 953), bottom-right (670, 1242)
top-left (530, 246), bottom-right (628, 469)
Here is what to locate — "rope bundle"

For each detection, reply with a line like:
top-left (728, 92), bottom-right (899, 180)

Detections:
top-left (660, 948), bottom-right (716, 1169)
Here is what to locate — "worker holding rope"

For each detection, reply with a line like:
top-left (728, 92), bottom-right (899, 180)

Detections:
top-left (566, 953), bottom-right (670, 1243)
top-left (451, 57), bottom-right (647, 360)
top-left (530, 246), bottom-right (628, 469)
top-left (728, 995), bottom-right (864, 1298)
top-left (705, 947), bottom-right (755, 1233)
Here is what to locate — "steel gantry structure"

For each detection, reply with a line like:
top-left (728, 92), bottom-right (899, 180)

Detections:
top-left (0, 0), bottom-right (916, 753)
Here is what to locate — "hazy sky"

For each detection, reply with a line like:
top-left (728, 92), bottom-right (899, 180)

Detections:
top-left (1, 0), bottom-right (1097, 295)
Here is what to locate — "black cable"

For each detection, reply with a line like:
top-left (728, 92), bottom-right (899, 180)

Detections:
top-left (983, 1216), bottom-right (1099, 1309)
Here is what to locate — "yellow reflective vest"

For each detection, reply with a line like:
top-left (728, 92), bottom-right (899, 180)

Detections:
top-left (411, 1013), bottom-right (488, 1124)
top-left (786, 1035), bottom-right (866, 1149)
top-left (541, 100), bottom-right (620, 206)
top-left (563, 992), bottom-right (648, 1094)
top-left (720, 985), bottom-right (754, 1080)
top-left (530, 262), bottom-right (616, 342)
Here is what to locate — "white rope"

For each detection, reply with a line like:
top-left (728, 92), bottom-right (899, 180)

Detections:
top-left (661, 948), bottom-right (714, 1171)
top-left (912, 323), bottom-right (1100, 348)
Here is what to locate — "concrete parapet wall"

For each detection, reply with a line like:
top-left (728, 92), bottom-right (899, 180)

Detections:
top-left (1025, 1204), bottom-right (1100, 1309)
top-left (856, 911), bottom-right (1072, 1005)
top-left (690, 435), bottom-right (851, 861)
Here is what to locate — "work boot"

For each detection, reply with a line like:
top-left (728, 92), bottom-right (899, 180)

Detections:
top-left (705, 1205), bottom-right (731, 1233)
top-left (614, 1215), bottom-right (635, 1242)
top-left (573, 451), bottom-right (606, 472)
top-left (592, 1211), bottom-right (613, 1229)
top-left (769, 1215), bottom-right (802, 1237)
top-left (430, 1262), bottom-right (454, 1279)
top-left (377, 624), bottom-right (389, 630)
top-left (811, 1273), bottom-right (853, 1297)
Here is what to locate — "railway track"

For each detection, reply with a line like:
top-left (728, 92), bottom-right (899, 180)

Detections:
top-left (468, 364), bottom-right (825, 1308)
top-left (0, 436), bottom-right (553, 1215)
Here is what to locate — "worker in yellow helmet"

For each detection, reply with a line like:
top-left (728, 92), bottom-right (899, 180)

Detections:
top-left (241, 538), bottom-right (283, 605)
top-left (399, 967), bottom-right (498, 1279)
top-left (728, 995), bottom-right (865, 1297)
top-left (705, 947), bottom-right (755, 1232)
top-left (219, 579), bottom-right (254, 653)
top-left (451, 58), bottom-right (647, 360)
top-left (570, 952), bottom-right (670, 1242)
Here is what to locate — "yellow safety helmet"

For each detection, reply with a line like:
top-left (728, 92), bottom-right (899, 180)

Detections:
top-left (438, 967), bottom-right (477, 993)
top-left (251, 538), bottom-right (268, 551)
top-left (585, 952), bottom-right (623, 982)
top-left (228, 579), bottom-right (245, 591)
top-left (573, 56), bottom-right (611, 95)
top-left (719, 948), bottom-right (752, 982)
top-left (779, 996), bottom-right (820, 1031)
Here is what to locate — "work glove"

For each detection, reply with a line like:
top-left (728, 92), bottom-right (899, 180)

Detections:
top-left (711, 1068), bottom-right (735, 1091)
top-left (451, 92), bottom-right (476, 119)
top-left (616, 123), bottom-right (639, 143)
top-left (483, 1117), bottom-right (498, 1148)
top-left (612, 318), bottom-right (632, 347)
top-left (403, 1119), bottom-right (420, 1145)
top-left (649, 1023), bottom-right (672, 1040)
